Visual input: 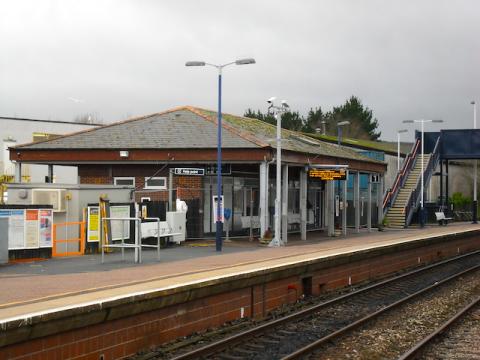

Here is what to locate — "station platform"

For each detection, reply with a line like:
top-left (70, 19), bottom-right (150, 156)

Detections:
top-left (1, 223), bottom-right (480, 360)
top-left (1, 223), bottom-right (479, 318)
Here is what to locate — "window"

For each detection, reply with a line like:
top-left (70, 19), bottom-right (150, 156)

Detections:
top-left (144, 177), bottom-right (167, 189)
top-left (114, 177), bottom-right (135, 186)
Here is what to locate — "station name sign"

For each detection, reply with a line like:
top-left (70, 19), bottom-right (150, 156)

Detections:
top-left (174, 168), bottom-right (205, 176)
top-left (308, 168), bottom-right (347, 181)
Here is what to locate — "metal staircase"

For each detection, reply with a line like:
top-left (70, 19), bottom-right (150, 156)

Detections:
top-left (385, 154), bottom-right (431, 228)
top-left (383, 136), bottom-right (441, 228)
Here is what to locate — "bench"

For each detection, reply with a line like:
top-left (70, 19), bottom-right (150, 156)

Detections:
top-left (435, 211), bottom-right (453, 226)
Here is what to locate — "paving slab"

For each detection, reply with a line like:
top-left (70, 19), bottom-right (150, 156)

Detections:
top-left (0, 223), bottom-right (479, 323)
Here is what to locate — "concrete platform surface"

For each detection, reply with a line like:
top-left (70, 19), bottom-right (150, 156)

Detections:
top-left (0, 223), bottom-right (479, 323)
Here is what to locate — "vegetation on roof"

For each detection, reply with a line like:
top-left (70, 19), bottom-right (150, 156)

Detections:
top-left (306, 133), bottom-right (413, 155)
top-left (194, 108), bottom-right (385, 164)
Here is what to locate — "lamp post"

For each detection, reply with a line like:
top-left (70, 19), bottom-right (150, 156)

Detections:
top-left (267, 98), bottom-right (289, 247)
top-left (337, 120), bottom-right (350, 145)
top-left (471, 100), bottom-right (477, 224)
top-left (186, 58), bottom-right (255, 251)
top-left (397, 129), bottom-right (408, 172)
top-left (336, 121), bottom-right (350, 228)
top-left (403, 119), bottom-right (443, 227)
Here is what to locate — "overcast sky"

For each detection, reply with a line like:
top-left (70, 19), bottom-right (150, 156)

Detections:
top-left (1, 0), bottom-right (479, 140)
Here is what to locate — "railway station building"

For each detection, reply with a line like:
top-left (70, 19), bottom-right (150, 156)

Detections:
top-left (9, 106), bottom-right (387, 241)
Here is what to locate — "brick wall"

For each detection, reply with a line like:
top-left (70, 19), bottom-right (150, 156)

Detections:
top-left (2, 234), bottom-right (479, 360)
top-left (78, 165), bottom-right (203, 203)
top-left (80, 176), bottom-right (113, 185)
top-left (134, 176), bottom-right (203, 203)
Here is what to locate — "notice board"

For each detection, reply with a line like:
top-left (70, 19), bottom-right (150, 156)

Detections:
top-left (0, 208), bottom-right (53, 250)
top-left (308, 168), bottom-right (347, 181)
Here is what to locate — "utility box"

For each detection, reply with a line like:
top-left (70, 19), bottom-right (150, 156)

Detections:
top-left (166, 211), bottom-right (186, 244)
top-left (0, 218), bottom-right (8, 264)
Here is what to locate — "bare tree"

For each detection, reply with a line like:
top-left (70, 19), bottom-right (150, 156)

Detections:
top-left (73, 113), bottom-right (102, 124)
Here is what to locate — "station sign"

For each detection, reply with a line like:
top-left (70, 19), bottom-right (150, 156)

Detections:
top-left (205, 164), bottom-right (232, 175)
top-left (308, 168), bottom-right (347, 181)
top-left (174, 168), bottom-right (205, 176)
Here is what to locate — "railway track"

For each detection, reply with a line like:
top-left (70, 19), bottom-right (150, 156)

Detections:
top-left (398, 296), bottom-right (480, 360)
top-left (136, 250), bottom-right (480, 360)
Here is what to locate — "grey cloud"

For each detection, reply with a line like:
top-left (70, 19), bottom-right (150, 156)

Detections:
top-left (1, 0), bottom-right (479, 140)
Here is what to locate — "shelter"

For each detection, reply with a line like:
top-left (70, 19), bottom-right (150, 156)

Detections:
top-left (9, 106), bottom-right (387, 241)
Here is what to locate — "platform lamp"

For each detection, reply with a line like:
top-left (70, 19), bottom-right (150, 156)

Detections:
top-left (336, 121), bottom-right (350, 228)
top-left (337, 121), bottom-right (350, 145)
top-left (267, 97), bottom-right (290, 247)
top-left (403, 119), bottom-right (443, 227)
top-left (186, 58), bottom-right (255, 251)
top-left (471, 100), bottom-right (477, 224)
top-left (397, 129), bottom-right (408, 172)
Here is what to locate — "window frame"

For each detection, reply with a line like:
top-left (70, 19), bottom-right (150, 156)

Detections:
top-left (144, 177), bottom-right (167, 190)
top-left (114, 177), bottom-right (135, 187)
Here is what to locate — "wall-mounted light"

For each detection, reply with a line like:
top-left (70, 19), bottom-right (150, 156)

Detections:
top-left (119, 150), bottom-right (129, 158)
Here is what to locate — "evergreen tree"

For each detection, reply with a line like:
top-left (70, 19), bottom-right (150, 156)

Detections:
top-left (303, 107), bottom-right (323, 133)
top-left (244, 96), bottom-right (381, 140)
top-left (325, 96), bottom-right (381, 140)
top-left (244, 109), bottom-right (304, 131)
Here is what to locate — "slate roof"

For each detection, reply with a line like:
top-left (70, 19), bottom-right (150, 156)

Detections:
top-left (193, 108), bottom-right (383, 163)
top-left (305, 134), bottom-right (413, 156)
top-left (14, 106), bottom-right (383, 165)
top-left (14, 108), bottom-right (258, 150)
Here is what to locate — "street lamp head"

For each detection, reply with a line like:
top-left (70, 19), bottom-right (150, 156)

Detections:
top-left (397, 129), bottom-right (408, 133)
top-left (235, 58), bottom-right (256, 65)
top-left (267, 97), bottom-right (276, 104)
top-left (281, 100), bottom-right (289, 108)
top-left (471, 101), bottom-right (476, 105)
top-left (337, 120), bottom-right (350, 126)
top-left (432, 119), bottom-right (443, 123)
top-left (185, 61), bottom-right (206, 66)
top-left (403, 120), bottom-right (414, 124)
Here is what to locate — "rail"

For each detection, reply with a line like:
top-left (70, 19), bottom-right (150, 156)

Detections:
top-left (101, 217), bottom-right (142, 263)
top-left (398, 296), bottom-right (480, 360)
top-left (166, 251), bottom-right (480, 360)
top-left (404, 136), bottom-right (441, 226)
top-left (383, 139), bottom-right (420, 213)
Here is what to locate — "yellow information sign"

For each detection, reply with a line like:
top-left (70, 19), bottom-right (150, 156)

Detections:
top-left (308, 168), bottom-right (347, 181)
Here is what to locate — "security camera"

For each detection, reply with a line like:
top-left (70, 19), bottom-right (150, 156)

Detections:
top-left (281, 100), bottom-right (289, 108)
top-left (267, 97), bottom-right (276, 104)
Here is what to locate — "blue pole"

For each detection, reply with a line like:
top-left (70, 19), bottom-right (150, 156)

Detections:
top-left (216, 71), bottom-right (223, 251)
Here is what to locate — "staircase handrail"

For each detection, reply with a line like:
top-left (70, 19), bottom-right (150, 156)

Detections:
top-left (382, 138), bottom-right (421, 213)
top-left (404, 136), bottom-right (441, 226)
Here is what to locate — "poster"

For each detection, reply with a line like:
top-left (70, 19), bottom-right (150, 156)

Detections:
top-left (0, 209), bottom-right (25, 249)
top-left (110, 205), bottom-right (130, 241)
top-left (25, 209), bottom-right (40, 248)
top-left (87, 206), bottom-right (100, 242)
top-left (39, 209), bottom-right (53, 247)
top-left (212, 195), bottom-right (224, 224)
